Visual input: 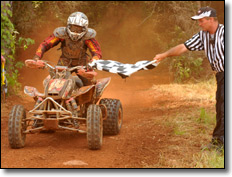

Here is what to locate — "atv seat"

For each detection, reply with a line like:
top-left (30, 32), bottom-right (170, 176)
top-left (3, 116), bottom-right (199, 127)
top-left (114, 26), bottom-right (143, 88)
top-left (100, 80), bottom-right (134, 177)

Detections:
top-left (71, 77), bottom-right (111, 104)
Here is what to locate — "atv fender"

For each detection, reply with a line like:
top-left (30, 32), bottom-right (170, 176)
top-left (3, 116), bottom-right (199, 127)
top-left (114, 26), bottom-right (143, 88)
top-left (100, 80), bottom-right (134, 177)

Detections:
top-left (95, 77), bottom-right (111, 102)
top-left (24, 86), bottom-right (45, 98)
top-left (72, 85), bottom-right (96, 105)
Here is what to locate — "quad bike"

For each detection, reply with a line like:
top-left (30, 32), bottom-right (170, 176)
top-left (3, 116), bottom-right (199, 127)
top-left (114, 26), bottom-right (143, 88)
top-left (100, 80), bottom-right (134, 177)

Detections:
top-left (8, 59), bottom-right (123, 150)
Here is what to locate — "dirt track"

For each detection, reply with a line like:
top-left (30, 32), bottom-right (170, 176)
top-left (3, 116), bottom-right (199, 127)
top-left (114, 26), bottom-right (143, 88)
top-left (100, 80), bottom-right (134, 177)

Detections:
top-left (1, 69), bottom-right (213, 168)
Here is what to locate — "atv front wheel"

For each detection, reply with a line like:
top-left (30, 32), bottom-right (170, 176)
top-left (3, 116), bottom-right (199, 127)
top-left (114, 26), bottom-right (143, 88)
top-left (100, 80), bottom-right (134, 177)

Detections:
top-left (99, 99), bottom-right (123, 135)
top-left (86, 104), bottom-right (103, 150)
top-left (8, 105), bottom-right (27, 149)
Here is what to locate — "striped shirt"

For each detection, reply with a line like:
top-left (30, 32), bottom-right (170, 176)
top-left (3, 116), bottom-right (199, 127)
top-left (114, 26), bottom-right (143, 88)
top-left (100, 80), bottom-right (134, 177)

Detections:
top-left (184, 24), bottom-right (224, 72)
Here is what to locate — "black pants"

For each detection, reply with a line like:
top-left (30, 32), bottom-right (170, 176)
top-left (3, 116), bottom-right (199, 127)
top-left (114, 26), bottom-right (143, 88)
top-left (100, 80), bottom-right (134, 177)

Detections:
top-left (212, 72), bottom-right (224, 145)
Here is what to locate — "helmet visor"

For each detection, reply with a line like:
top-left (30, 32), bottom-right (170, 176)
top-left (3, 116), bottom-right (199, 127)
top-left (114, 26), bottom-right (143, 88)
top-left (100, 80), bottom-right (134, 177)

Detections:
top-left (69, 25), bottom-right (84, 33)
top-left (67, 25), bottom-right (86, 41)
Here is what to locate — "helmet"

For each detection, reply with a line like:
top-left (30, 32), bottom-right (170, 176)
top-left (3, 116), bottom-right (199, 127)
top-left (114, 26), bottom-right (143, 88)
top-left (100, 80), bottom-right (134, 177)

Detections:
top-left (66, 12), bottom-right (89, 41)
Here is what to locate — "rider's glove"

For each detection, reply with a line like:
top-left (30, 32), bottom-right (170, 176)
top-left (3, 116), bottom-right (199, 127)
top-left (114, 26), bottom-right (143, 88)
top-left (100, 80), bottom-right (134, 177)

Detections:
top-left (33, 55), bottom-right (40, 61)
top-left (89, 56), bottom-right (99, 68)
top-left (91, 56), bottom-right (99, 62)
top-left (37, 60), bottom-right (45, 69)
top-left (86, 64), bottom-right (93, 71)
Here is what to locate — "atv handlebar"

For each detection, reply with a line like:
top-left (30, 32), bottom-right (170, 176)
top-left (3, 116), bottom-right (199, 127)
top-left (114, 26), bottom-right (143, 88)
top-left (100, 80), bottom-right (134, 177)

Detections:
top-left (25, 59), bottom-right (86, 71)
top-left (25, 59), bottom-right (96, 79)
top-left (69, 65), bottom-right (86, 72)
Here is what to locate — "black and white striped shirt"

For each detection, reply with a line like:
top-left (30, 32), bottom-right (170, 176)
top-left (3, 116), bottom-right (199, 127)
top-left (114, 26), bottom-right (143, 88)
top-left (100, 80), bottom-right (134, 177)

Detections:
top-left (184, 24), bottom-right (224, 72)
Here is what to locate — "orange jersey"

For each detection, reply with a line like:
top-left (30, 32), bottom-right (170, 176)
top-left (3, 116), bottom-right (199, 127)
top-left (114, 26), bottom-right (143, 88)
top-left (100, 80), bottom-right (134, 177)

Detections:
top-left (35, 34), bottom-right (102, 59)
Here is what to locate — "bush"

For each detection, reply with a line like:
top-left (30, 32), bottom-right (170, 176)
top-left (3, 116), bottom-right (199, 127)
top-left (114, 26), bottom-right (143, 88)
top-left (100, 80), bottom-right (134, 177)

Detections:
top-left (1, 2), bottom-right (34, 95)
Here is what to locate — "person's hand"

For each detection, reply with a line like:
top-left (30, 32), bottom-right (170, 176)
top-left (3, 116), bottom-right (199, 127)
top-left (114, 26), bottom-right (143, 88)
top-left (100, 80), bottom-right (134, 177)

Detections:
top-left (89, 56), bottom-right (99, 67)
top-left (36, 60), bottom-right (45, 69)
top-left (91, 56), bottom-right (99, 62)
top-left (77, 68), bottom-right (86, 75)
top-left (33, 55), bottom-right (40, 61)
top-left (153, 53), bottom-right (167, 63)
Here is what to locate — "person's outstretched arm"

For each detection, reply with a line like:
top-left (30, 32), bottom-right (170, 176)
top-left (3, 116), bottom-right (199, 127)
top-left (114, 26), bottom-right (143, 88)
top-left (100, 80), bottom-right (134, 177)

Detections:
top-left (153, 44), bottom-right (188, 63)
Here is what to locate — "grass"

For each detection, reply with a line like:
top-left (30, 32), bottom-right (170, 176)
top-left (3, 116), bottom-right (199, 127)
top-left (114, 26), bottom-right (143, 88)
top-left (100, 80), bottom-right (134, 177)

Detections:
top-left (143, 78), bottom-right (224, 168)
top-left (167, 108), bottom-right (224, 168)
top-left (173, 127), bottom-right (185, 136)
top-left (193, 151), bottom-right (224, 168)
top-left (150, 76), bottom-right (216, 102)
top-left (197, 107), bottom-right (216, 125)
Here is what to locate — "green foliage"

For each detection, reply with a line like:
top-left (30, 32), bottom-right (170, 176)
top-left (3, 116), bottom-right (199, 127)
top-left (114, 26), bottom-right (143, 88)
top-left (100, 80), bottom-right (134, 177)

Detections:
top-left (194, 151), bottom-right (224, 168)
top-left (174, 127), bottom-right (185, 136)
top-left (1, 5), bottom-right (15, 56)
top-left (5, 70), bottom-right (21, 91)
top-left (197, 108), bottom-right (215, 125)
top-left (167, 25), bottom-right (204, 83)
top-left (18, 37), bottom-right (35, 50)
top-left (170, 56), bottom-right (203, 83)
top-left (32, 1), bottom-right (43, 9)
top-left (1, 2), bottom-right (34, 94)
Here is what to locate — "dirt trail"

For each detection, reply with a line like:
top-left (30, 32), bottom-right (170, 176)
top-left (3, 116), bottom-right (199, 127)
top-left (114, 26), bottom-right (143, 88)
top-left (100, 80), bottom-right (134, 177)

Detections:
top-left (1, 69), bottom-right (208, 168)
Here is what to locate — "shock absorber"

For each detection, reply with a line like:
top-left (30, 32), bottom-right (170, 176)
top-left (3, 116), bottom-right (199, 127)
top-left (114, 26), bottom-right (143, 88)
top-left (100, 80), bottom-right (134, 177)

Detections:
top-left (66, 97), bottom-right (79, 128)
top-left (66, 97), bottom-right (78, 111)
top-left (65, 100), bottom-right (73, 112)
top-left (33, 97), bottom-right (43, 127)
top-left (70, 98), bottom-right (78, 110)
top-left (34, 97), bottom-right (43, 108)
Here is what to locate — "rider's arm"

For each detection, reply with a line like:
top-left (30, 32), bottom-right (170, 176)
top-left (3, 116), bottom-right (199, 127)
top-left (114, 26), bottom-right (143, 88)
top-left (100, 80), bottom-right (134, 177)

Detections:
top-left (85, 38), bottom-right (102, 60)
top-left (35, 34), bottom-right (63, 59)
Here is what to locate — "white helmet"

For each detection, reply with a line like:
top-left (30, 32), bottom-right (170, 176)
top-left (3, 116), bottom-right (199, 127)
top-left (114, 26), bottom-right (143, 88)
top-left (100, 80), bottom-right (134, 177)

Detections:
top-left (66, 12), bottom-right (88, 41)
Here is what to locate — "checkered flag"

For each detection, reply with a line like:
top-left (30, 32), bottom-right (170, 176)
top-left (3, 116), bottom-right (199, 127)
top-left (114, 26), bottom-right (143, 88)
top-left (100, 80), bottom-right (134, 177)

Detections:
top-left (89, 59), bottom-right (159, 78)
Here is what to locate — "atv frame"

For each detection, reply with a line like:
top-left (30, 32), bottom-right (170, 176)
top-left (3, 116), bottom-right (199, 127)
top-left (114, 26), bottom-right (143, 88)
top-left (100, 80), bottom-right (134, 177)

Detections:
top-left (8, 60), bottom-right (123, 150)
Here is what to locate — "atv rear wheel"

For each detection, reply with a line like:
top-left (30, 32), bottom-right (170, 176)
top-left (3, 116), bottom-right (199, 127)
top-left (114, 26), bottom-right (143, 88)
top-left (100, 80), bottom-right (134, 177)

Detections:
top-left (86, 104), bottom-right (103, 150)
top-left (8, 105), bottom-right (27, 149)
top-left (99, 99), bottom-right (123, 135)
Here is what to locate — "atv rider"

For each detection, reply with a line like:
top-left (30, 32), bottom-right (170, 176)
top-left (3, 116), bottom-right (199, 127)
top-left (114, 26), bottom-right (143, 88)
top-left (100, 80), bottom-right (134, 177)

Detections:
top-left (33, 12), bottom-right (102, 87)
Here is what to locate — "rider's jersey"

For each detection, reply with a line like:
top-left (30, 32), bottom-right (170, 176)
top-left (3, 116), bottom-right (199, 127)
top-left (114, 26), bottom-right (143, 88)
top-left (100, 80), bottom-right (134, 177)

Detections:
top-left (35, 27), bottom-right (102, 64)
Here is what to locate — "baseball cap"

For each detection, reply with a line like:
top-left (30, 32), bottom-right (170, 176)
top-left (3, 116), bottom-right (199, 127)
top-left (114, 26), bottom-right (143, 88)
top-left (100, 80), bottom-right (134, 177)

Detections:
top-left (191, 6), bottom-right (217, 20)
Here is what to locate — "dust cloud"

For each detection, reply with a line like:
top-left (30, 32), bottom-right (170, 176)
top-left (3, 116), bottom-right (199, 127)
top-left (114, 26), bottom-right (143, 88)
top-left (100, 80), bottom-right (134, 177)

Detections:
top-left (17, 5), bottom-right (168, 96)
top-left (96, 5), bottom-right (161, 63)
